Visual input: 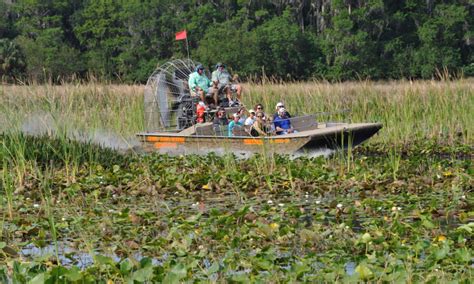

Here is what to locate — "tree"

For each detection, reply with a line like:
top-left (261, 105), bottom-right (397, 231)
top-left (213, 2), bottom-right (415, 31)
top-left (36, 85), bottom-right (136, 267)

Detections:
top-left (12, 0), bottom-right (85, 81)
top-left (0, 39), bottom-right (26, 81)
top-left (0, 1), bottom-right (17, 39)
top-left (319, 1), bottom-right (378, 80)
top-left (194, 10), bottom-right (258, 76)
top-left (252, 10), bottom-right (320, 79)
top-left (414, 4), bottom-right (468, 78)
top-left (196, 9), bottom-right (321, 80)
top-left (0, 0), bottom-right (471, 82)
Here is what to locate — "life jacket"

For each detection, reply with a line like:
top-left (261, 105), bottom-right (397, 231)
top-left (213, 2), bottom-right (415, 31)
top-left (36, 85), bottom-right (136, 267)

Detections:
top-left (196, 102), bottom-right (206, 123)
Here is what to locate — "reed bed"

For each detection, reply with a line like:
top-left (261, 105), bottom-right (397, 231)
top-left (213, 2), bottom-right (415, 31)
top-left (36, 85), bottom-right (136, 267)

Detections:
top-left (0, 84), bottom-right (144, 137)
top-left (1, 79), bottom-right (472, 145)
top-left (245, 79), bottom-right (473, 145)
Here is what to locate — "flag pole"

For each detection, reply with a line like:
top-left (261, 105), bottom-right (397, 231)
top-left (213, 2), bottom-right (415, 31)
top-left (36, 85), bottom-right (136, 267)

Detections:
top-left (185, 36), bottom-right (190, 60)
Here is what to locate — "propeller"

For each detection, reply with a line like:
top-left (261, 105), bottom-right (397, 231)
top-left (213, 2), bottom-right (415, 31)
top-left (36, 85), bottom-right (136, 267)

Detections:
top-left (144, 59), bottom-right (200, 132)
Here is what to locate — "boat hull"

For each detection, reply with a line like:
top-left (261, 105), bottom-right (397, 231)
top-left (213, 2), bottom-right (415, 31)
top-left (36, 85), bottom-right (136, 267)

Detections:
top-left (136, 123), bottom-right (382, 155)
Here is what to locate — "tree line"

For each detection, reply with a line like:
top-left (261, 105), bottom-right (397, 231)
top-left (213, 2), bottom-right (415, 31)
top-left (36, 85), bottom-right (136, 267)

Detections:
top-left (0, 0), bottom-right (472, 83)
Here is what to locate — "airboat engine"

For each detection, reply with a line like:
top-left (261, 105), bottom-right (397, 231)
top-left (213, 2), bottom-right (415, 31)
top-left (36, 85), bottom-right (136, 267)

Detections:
top-left (144, 59), bottom-right (202, 132)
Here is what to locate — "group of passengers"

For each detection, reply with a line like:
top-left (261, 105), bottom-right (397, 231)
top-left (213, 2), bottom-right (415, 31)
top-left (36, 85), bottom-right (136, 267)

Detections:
top-left (212, 102), bottom-right (296, 137)
top-left (192, 62), bottom-right (295, 137)
top-left (188, 63), bottom-right (242, 108)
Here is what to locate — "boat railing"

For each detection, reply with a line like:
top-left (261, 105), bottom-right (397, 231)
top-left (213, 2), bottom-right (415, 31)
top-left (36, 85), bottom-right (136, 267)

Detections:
top-left (192, 115), bottom-right (321, 137)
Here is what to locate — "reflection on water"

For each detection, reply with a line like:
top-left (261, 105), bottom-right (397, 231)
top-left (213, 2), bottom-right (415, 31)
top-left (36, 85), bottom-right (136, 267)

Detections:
top-left (19, 242), bottom-right (359, 280)
top-left (20, 243), bottom-right (162, 269)
top-left (345, 261), bottom-right (356, 275)
top-left (21, 243), bottom-right (95, 269)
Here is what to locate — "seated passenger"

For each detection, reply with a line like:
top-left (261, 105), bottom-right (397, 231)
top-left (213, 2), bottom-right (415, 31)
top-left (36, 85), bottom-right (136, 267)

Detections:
top-left (250, 111), bottom-right (268, 137)
top-left (273, 108), bottom-right (295, 135)
top-left (228, 113), bottom-right (243, 137)
top-left (237, 107), bottom-right (247, 124)
top-left (273, 102), bottom-right (291, 120)
top-left (212, 108), bottom-right (229, 134)
top-left (244, 109), bottom-right (256, 126)
top-left (254, 103), bottom-right (267, 121)
top-left (211, 62), bottom-right (242, 106)
top-left (188, 64), bottom-right (217, 106)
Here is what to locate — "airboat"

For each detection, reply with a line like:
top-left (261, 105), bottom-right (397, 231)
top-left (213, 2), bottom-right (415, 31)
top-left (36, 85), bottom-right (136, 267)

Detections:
top-left (137, 59), bottom-right (382, 155)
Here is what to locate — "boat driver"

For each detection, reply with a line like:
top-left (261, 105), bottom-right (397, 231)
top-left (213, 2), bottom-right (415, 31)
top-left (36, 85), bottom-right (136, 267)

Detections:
top-left (211, 62), bottom-right (242, 106)
top-left (188, 64), bottom-right (217, 106)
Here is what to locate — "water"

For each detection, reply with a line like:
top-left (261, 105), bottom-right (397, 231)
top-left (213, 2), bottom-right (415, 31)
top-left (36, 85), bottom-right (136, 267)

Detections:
top-left (20, 242), bottom-right (162, 269)
top-left (19, 241), bottom-right (359, 278)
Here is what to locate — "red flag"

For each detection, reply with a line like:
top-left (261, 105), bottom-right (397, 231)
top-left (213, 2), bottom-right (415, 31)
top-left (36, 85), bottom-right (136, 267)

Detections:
top-left (175, 30), bottom-right (187, 41)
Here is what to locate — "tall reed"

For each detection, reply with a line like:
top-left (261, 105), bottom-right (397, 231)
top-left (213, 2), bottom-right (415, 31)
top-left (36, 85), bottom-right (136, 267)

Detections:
top-left (243, 79), bottom-right (473, 145)
top-left (1, 79), bottom-right (472, 148)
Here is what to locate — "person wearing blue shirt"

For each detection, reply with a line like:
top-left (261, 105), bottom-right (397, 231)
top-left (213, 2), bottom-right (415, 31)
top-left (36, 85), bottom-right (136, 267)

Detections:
top-left (272, 102), bottom-right (291, 120)
top-left (273, 108), bottom-right (295, 135)
top-left (228, 113), bottom-right (243, 137)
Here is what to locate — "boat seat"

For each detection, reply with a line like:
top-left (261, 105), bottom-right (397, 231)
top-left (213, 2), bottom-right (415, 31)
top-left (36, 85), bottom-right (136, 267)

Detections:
top-left (232, 125), bottom-right (251, 137)
top-left (194, 123), bottom-right (215, 136)
top-left (290, 115), bottom-right (318, 131)
top-left (213, 125), bottom-right (228, 136)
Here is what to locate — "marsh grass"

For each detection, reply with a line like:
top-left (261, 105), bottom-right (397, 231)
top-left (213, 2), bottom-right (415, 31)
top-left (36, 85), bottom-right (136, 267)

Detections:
top-left (1, 161), bottom-right (14, 220)
top-left (1, 79), bottom-right (472, 148)
top-left (0, 80), bottom-right (472, 282)
top-left (388, 147), bottom-right (402, 180)
top-left (0, 83), bottom-right (143, 137)
top-left (37, 166), bottom-right (60, 263)
top-left (245, 79), bottom-right (473, 145)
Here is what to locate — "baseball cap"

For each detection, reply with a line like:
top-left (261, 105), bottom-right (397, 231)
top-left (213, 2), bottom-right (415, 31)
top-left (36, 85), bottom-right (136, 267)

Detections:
top-left (249, 109), bottom-right (255, 114)
top-left (276, 102), bottom-right (284, 109)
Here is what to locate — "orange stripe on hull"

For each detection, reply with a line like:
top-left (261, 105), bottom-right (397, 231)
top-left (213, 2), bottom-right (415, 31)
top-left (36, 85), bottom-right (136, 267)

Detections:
top-left (154, 142), bottom-right (178, 149)
top-left (271, 138), bottom-right (290, 144)
top-left (243, 138), bottom-right (291, 145)
top-left (243, 139), bottom-right (263, 145)
top-left (146, 136), bottom-right (185, 143)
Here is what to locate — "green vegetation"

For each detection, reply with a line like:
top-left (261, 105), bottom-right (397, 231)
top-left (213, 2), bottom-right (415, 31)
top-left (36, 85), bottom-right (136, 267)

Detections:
top-left (1, 1), bottom-right (473, 82)
top-left (0, 81), bottom-right (472, 282)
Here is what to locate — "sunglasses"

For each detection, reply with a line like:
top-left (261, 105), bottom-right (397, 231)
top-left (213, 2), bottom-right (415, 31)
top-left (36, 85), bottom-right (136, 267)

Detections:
top-left (257, 115), bottom-right (263, 118)
top-left (257, 107), bottom-right (263, 109)
top-left (278, 105), bottom-right (285, 108)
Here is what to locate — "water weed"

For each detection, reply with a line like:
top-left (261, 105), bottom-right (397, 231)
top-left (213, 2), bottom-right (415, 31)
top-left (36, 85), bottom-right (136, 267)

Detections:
top-left (0, 81), bottom-right (472, 281)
